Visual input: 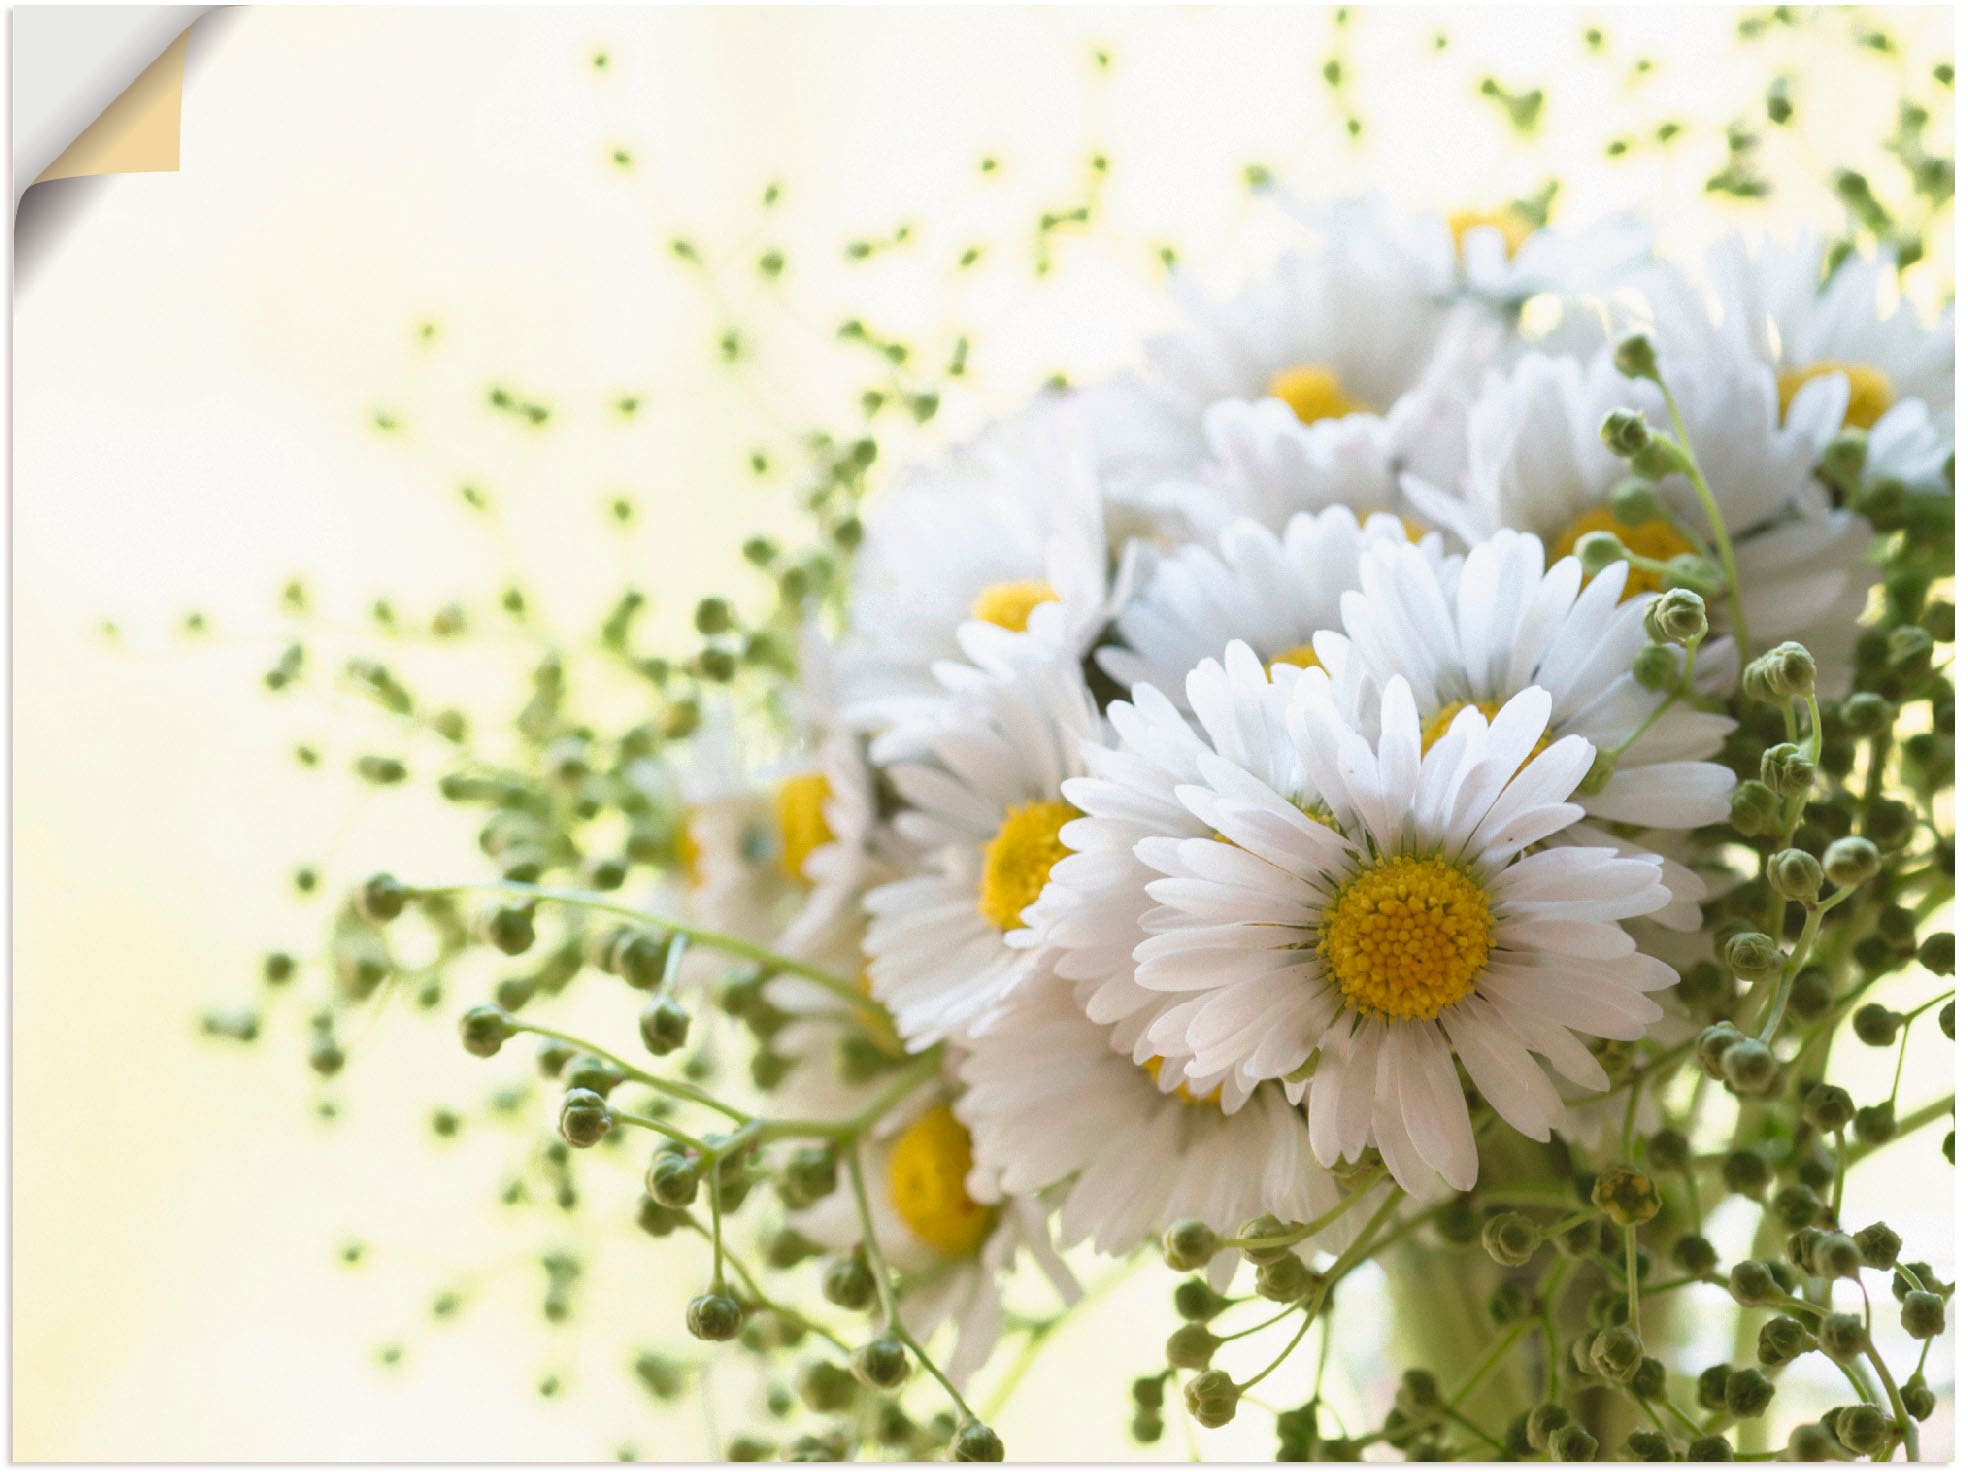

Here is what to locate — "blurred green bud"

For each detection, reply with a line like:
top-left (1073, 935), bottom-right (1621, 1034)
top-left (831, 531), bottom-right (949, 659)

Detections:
top-left (1834, 1405), bottom-right (1891, 1455)
top-left (1822, 835), bottom-right (1881, 886)
top-left (1819, 1312), bottom-right (1867, 1361)
top-left (1901, 1290), bottom-right (1947, 1339)
top-left (1481, 1212), bottom-right (1540, 1266)
top-left (1574, 530), bottom-right (1627, 575)
top-left (1801, 1083), bottom-right (1855, 1133)
top-left (1631, 642), bottom-right (1680, 691)
top-left (558, 1088), bottom-right (613, 1148)
top-left (1724, 1368), bottom-right (1775, 1418)
top-left (1729, 779), bottom-right (1784, 836)
top-left (1165, 1322), bottom-right (1220, 1371)
top-left (1728, 1259), bottom-right (1778, 1304)
top-left (645, 1149), bottom-right (700, 1208)
top-left (459, 1004), bottom-right (514, 1058)
top-left (1612, 333), bottom-right (1660, 380)
top-left (686, 1292), bottom-right (742, 1341)
top-left (1760, 743), bottom-right (1816, 799)
top-left (1163, 1218), bottom-right (1219, 1271)
top-left (851, 1336), bottom-right (910, 1390)
top-left (1592, 1165), bottom-right (1661, 1226)
top-left (821, 1253), bottom-right (875, 1311)
top-left (1688, 1434), bottom-right (1735, 1460)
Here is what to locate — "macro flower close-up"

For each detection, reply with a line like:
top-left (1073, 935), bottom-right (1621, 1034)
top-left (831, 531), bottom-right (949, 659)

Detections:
top-left (11, 4), bottom-right (1956, 1465)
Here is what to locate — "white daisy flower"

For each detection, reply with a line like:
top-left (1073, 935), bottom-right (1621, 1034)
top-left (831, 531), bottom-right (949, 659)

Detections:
top-left (1128, 660), bottom-right (1679, 1194)
top-left (836, 398), bottom-right (1129, 734)
top-left (1403, 341), bottom-right (1877, 694)
top-left (955, 975), bottom-right (1348, 1283)
top-left (862, 635), bottom-right (1102, 1048)
top-left (1315, 530), bottom-right (1736, 896)
top-left (1134, 244), bottom-right (1479, 538)
top-left (1097, 506), bottom-right (1448, 711)
top-left (794, 1080), bottom-right (1079, 1389)
top-left (1698, 231), bottom-right (1952, 494)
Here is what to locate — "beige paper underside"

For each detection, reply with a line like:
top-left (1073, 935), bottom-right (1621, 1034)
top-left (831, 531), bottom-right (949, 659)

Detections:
top-left (35, 28), bottom-right (190, 185)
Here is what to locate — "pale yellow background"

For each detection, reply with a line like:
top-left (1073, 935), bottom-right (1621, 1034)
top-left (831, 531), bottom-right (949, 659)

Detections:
top-left (14, 6), bottom-right (1955, 1460)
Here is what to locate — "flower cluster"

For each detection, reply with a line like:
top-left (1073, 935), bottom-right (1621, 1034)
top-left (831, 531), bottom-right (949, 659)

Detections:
top-left (211, 171), bottom-right (1954, 1466)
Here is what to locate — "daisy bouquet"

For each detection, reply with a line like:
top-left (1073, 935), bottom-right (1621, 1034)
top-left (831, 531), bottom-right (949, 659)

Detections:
top-left (218, 199), bottom-right (1954, 1460)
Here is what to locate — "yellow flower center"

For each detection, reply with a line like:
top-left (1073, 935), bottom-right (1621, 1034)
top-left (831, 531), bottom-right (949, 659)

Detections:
top-left (1420, 699), bottom-right (1557, 771)
top-left (1447, 206), bottom-right (1534, 260)
top-left (771, 771), bottom-right (833, 886)
top-left (978, 799), bottom-right (1077, 930)
top-left (1552, 505), bottom-right (1697, 599)
top-left (1142, 1055), bottom-right (1224, 1108)
top-left (1320, 855), bottom-right (1495, 1022)
top-left (1777, 361), bottom-right (1896, 431)
top-left (887, 1106), bottom-right (994, 1257)
top-left (674, 809), bottom-right (703, 890)
top-left (970, 580), bottom-right (1059, 633)
top-left (1266, 364), bottom-right (1371, 426)
top-left (1269, 643), bottom-right (1323, 675)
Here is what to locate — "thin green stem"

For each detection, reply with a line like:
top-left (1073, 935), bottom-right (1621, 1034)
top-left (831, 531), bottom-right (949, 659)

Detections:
top-left (510, 1019), bottom-right (750, 1123)
top-left (1655, 371), bottom-right (1750, 670)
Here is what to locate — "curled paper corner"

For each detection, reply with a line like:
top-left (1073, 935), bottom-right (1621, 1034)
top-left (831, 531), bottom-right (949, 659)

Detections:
top-left (34, 28), bottom-right (193, 187)
top-left (14, 6), bottom-right (228, 294)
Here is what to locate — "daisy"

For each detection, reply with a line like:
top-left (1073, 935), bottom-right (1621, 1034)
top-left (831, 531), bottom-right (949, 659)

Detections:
top-left (1402, 339), bottom-right (1877, 693)
top-left (1129, 661), bottom-right (1679, 1194)
top-left (1699, 231), bottom-right (1952, 494)
top-left (862, 634), bottom-right (1102, 1048)
top-left (793, 1077), bottom-right (1079, 1389)
top-left (1097, 505), bottom-right (1448, 710)
top-left (1132, 243), bottom-right (1479, 538)
top-left (955, 975), bottom-right (1358, 1285)
top-left (835, 397), bottom-right (1130, 734)
top-left (1316, 530), bottom-right (1737, 859)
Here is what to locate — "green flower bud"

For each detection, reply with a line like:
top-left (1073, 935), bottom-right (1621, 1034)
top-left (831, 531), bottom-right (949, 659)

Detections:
top-left (1887, 624), bottom-right (1935, 674)
top-left (1481, 1211), bottom-right (1540, 1266)
top-left (1631, 642), bottom-right (1681, 691)
top-left (1590, 1324), bottom-right (1643, 1382)
top-left (1849, 1221), bottom-right (1901, 1271)
top-left (1787, 1424), bottom-right (1837, 1461)
top-left (776, 1144), bottom-right (837, 1209)
top-left (1182, 1369), bottom-right (1239, 1429)
top-left (1801, 1083), bottom-right (1855, 1133)
top-left (1724, 931), bottom-right (1782, 982)
top-left (1527, 1403), bottom-right (1571, 1452)
top-left (459, 1004), bottom-right (514, 1058)
top-left (821, 1253), bottom-right (875, 1311)
top-left (1728, 779), bottom-right (1784, 837)
top-left (613, 931), bottom-right (671, 989)
top-left (1673, 1234), bottom-right (1720, 1275)
top-left (1256, 1254), bottom-right (1315, 1303)
top-left (1904, 1383), bottom-right (1937, 1420)
top-left (1811, 1233), bottom-right (1862, 1280)
top-left (1722, 1039), bottom-right (1778, 1096)
top-left (1644, 588), bottom-right (1709, 644)
top-left (1834, 1405), bottom-right (1890, 1454)
top-left (1600, 408), bottom-right (1652, 457)
top-left (950, 1420), bottom-right (1005, 1462)
top-left (1489, 1281), bottom-right (1531, 1323)
top-left (1174, 1278), bottom-right (1229, 1322)
top-left (636, 995), bottom-right (691, 1057)
top-left (1166, 1322), bottom-right (1220, 1371)
top-left (359, 872), bottom-right (408, 922)
top-left (1697, 1364), bottom-right (1732, 1411)
top-left (1919, 933), bottom-right (1954, 975)
top-left (1862, 800), bottom-right (1916, 852)
top-left (1822, 835), bottom-right (1882, 887)
top-left (1630, 1355), bottom-right (1666, 1402)
top-left (1133, 1375), bottom-right (1167, 1410)
top-left (1163, 1218), bottom-right (1220, 1271)
top-left (1396, 1368), bottom-right (1440, 1413)
top-left (1853, 1003), bottom-right (1903, 1046)
top-left (1763, 641), bottom-right (1817, 699)
top-left (1575, 530), bottom-right (1628, 575)
top-left (1901, 1290), bottom-right (1946, 1339)
top-left (485, 905), bottom-right (536, 956)
top-left (1697, 1021), bottom-right (1744, 1078)
top-left (1688, 1434), bottom-right (1735, 1461)
top-left (1550, 1424), bottom-right (1599, 1461)
top-left (797, 1358), bottom-right (858, 1413)
top-left (1760, 742), bottom-right (1816, 798)
top-left (1819, 1312), bottom-right (1867, 1361)
top-left (645, 1148), bottom-right (700, 1208)
top-left (564, 1055), bottom-right (624, 1096)
top-left (1728, 1259), bottom-right (1778, 1304)
top-left (1662, 553), bottom-right (1725, 597)
top-left (1612, 333), bottom-right (1661, 380)
top-left (1839, 691), bottom-right (1893, 735)
top-left (1724, 1367), bottom-right (1775, 1418)
top-left (1130, 1413), bottom-right (1163, 1446)
top-left (1592, 1165), bottom-right (1661, 1225)
top-left (1625, 1428), bottom-right (1671, 1460)
top-left (686, 1292), bottom-right (742, 1341)
top-left (1945, 1001), bottom-right (1957, 1039)
top-left (1234, 1214), bottom-right (1290, 1265)
top-left (558, 1087), bottom-right (613, 1148)
top-left (851, 1336), bottom-right (910, 1390)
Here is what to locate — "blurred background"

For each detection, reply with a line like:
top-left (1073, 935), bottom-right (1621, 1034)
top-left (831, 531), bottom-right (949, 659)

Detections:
top-left (13, 6), bottom-right (1954, 1459)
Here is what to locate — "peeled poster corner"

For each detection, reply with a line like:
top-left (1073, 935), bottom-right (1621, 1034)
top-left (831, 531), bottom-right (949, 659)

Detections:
top-left (13, 6), bottom-right (223, 292)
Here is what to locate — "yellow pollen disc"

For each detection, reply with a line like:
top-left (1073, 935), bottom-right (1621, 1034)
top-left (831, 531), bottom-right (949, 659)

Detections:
top-left (1777, 361), bottom-right (1896, 431)
top-left (970, 580), bottom-right (1059, 633)
top-left (1553, 505), bottom-right (1696, 599)
top-left (674, 809), bottom-right (703, 890)
top-left (1320, 855), bottom-right (1495, 1022)
top-left (1142, 1055), bottom-right (1224, 1108)
top-left (979, 799), bottom-right (1076, 930)
top-left (887, 1106), bottom-right (994, 1257)
top-left (1269, 643), bottom-right (1323, 675)
top-left (771, 771), bottom-right (833, 886)
top-left (1448, 206), bottom-right (1535, 261)
top-left (1266, 363), bottom-right (1371, 426)
top-left (1420, 699), bottom-right (1556, 770)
